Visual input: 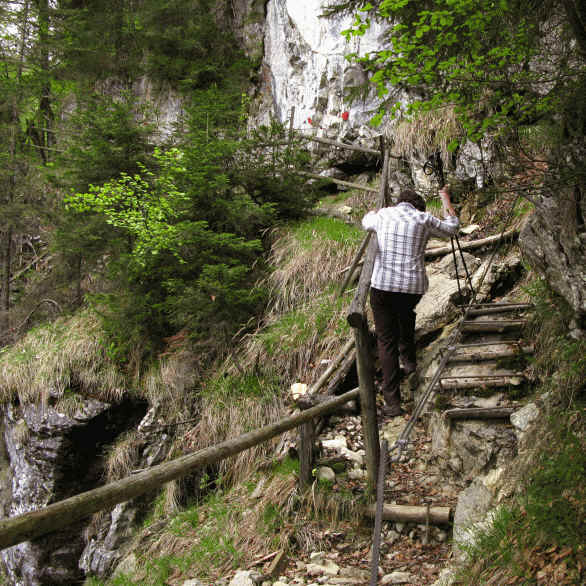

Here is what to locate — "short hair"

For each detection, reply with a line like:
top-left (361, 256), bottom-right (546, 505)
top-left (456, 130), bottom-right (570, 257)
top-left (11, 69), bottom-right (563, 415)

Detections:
top-left (398, 189), bottom-right (426, 212)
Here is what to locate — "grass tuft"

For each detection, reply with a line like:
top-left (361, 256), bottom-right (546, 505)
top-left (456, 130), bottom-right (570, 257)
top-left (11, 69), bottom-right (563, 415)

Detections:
top-left (0, 310), bottom-right (125, 406)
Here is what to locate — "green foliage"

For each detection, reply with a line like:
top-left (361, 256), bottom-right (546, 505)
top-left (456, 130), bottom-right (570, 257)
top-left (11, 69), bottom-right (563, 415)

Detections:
top-left (140, 0), bottom-right (246, 88)
top-left (342, 0), bottom-right (585, 145)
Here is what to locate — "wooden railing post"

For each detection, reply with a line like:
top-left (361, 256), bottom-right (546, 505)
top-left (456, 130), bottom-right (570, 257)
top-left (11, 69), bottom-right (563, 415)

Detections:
top-left (298, 418), bottom-right (314, 487)
top-left (346, 141), bottom-right (390, 494)
top-left (354, 318), bottom-right (380, 493)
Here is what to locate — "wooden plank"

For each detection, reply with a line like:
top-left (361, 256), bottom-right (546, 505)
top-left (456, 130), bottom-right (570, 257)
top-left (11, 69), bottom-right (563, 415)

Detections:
top-left (365, 504), bottom-right (452, 525)
top-left (445, 407), bottom-right (514, 420)
top-left (424, 229), bottom-right (519, 259)
top-left (0, 388), bottom-right (360, 550)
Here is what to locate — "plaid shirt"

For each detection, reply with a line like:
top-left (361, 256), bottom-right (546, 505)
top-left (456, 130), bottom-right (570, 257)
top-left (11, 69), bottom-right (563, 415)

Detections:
top-left (362, 202), bottom-right (459, 294)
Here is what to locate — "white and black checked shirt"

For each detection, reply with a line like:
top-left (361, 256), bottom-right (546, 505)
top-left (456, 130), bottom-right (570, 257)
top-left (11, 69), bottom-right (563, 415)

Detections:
top-left (362, 202), bottom-right (460, 294)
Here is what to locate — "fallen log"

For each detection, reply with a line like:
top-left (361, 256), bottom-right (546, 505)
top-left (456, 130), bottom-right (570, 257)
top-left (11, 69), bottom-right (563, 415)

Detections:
top-left (365, 504), bottom-right (452, 526)
top-left (425, 229), bottom-right (519, 259)
top-left (297, 170), bottom-right (377, 193)
top-left (0, 388), bottom-right (360, 550)
top-left (303, 134), bottom-right (383, 156)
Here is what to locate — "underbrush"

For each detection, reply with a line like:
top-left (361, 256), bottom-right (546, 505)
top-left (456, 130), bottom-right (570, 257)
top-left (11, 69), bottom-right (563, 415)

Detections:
top-left (455, 277), bottom-right (585, 584)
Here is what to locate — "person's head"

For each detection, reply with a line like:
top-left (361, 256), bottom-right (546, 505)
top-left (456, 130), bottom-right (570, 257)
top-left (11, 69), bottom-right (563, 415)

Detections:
top-left (398, 189), bottom-right (426, 212)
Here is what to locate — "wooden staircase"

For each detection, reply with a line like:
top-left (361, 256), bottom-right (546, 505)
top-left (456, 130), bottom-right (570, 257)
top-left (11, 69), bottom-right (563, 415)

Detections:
top-left (437, 302), bottom-right (534, 413)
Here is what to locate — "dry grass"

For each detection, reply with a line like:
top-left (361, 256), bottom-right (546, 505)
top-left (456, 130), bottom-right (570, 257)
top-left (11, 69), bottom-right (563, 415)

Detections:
top-left (266, 219), bottom-right (363, 314)
top-left (0, 310), bottom-right (125, 406)
top-left (181, 376), bottom-right (287, 486)
top-left (387, 106), bottom-right (463, 166)
top-left (105, 430), bottom-right (142, 482)
top-left (237, 217), bottom-right (359, 381)
top-left (141, 345), bottom-right (201, 421)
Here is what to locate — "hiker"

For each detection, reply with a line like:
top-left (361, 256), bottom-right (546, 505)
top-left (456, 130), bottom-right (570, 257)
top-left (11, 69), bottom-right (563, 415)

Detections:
top-left (362, 186), bottom-right (459, 417)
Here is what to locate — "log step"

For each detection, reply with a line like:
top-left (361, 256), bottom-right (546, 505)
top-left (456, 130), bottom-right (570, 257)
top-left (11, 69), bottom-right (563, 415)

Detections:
top-left (465, 303), bottom-right (532, 317)
top-left (448, 343), bottom-right (534, 363)
top-left (444, 407), bottom-right (515, 420)
top-left (365, 503), bottom-right (452, 526)
top-left (438, 374), bottom-right (526, 390)
top-left (462, 320), bottom-right (526, 333)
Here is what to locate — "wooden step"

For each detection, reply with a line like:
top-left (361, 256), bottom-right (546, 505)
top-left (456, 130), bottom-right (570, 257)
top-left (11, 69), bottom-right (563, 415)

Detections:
top-left (448, 342), bottom-right (533, 363)
top-left (438, 374), bottom-right (526, 390)
top-left (462, 319), bottom-right (526, 333)
top-left (444, 407), bottom-right (515, 420)
top-left (464, 303), bottom-right (533, 317)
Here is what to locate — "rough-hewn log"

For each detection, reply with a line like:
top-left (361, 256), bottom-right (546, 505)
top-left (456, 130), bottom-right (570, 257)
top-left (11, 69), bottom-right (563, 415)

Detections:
top-left (325, 349), bottom-right (357, 396)
top-left (438, 375), bottom-right (525, 390)
top-left (303, 134), bottom-right (383, 156)
top-left (297, 393), bottom-right (357, 414)
top-left (355, 320), bottom-right (379, 494)
top-left (445, 407), bottom-right (515, 420)
top-left (339, 233), bottom-right (372, 297)
top-left (425, 229), bottom-right (519, 259)
top-left (298, 170), bottom-right (377, 193)
top-left (309, 338), bottom-right (355, 395)
top-left (365, 504), bottom-right (452, 525)
top-left (0, 388), bottom-right (360, 550)
top-left (299, 421), bottom-right (314, 487)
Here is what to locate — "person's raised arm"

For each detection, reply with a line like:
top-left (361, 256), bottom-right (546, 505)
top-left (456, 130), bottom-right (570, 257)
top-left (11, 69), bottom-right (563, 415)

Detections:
top-left (440, 185), bottom-right (457, 217)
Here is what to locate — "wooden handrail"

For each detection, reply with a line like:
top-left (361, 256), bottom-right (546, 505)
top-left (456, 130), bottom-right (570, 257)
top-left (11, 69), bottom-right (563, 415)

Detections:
top-left (0, 388), bottom-right (360, 550)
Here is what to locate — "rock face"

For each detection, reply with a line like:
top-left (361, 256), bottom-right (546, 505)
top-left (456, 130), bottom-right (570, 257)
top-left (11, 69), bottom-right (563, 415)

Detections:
top-left (258, 0), bottom-right (391, 149)
top-left (0, 398), bottom-right (147, 585)
top-left (520, 184), bottom-right (586, 330)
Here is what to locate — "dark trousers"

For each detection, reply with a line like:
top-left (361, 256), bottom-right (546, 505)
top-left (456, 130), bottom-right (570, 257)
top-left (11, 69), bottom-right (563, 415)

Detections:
top-left (370, 288), bottom-right (422, 407)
